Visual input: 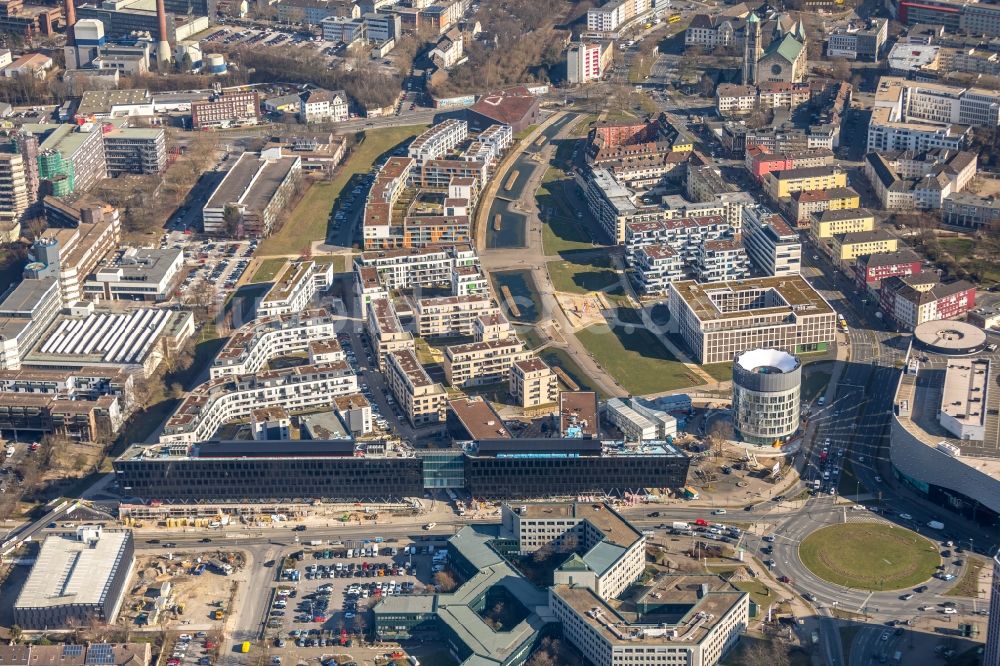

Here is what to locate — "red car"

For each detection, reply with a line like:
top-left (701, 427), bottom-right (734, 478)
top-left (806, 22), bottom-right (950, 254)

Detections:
top-left (314, 615), bottom-right (326, 623)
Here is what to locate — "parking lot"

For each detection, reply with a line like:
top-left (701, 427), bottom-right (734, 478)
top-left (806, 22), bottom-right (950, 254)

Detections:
top-left (166, 632), bottom-right (222, 666)
top-left (265, 540), bottom-right (448, 662)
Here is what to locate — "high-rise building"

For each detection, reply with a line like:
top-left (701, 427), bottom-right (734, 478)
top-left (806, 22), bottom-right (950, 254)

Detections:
top-left (0, 152), bottom-right (31, 240)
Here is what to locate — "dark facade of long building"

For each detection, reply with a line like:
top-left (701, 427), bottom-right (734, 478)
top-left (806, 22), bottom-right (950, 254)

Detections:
top-left (114, 439), bottom-right (690, 502)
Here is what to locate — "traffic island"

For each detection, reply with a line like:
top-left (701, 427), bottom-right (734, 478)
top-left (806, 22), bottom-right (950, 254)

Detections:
top-left (798, 523), bottom-right (939, 591)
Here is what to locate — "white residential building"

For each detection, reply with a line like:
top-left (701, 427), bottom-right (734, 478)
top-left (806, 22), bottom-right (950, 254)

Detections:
top-left (257, 261), bottom-right (317, 317)
top-left (210, 309), bottom-right (337, 378)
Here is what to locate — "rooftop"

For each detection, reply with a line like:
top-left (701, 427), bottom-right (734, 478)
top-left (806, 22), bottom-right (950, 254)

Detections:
top-left (14, 528), bottom-right (133, 610)
top-left (671, 275), bottom-right (834, 321)
top-left (449, 397), bottom-right (510, 439)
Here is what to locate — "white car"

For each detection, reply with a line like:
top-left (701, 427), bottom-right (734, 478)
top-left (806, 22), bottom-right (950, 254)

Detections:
top-left (943, 607), bottom-right (958, 614)
top-left (899, 513), bottom-right (912, 520)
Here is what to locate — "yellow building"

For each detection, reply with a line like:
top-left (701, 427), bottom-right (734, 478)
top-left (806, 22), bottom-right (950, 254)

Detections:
top-left (765, 165), bottom-right (847, 199)
top-left (811, 208), bottom-right (876, 240)
top-left (792, 186), bottom-right (861, 224)
top-left (830, 229), bottom-right (898, 263)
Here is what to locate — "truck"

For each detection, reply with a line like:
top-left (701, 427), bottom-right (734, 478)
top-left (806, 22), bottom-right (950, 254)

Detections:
top-left (307, 540), bottom-right (322, 546)
top-left (240, 642), bottom-right (251, 653)
top-left (672, 521), bottom-right (689, 530)
top-left (927, 520), bottom-right (945, 530)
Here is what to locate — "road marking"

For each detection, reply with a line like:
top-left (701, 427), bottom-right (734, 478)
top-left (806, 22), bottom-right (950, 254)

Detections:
top-left (857, 591), bottom-right (873, 613)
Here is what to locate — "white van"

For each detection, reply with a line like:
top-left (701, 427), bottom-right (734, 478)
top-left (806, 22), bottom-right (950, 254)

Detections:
top-left (346, 548), bottom-right (354, 558)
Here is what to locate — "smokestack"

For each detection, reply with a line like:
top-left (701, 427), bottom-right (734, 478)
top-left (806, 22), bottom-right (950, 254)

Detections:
top-left (155, 0), bottom-right (170, 67)
top-left (64, 0), bottom-right (76, 45)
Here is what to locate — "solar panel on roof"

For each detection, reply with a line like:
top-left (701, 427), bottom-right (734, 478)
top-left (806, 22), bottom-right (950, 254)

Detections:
top-left (85, 644), bottom-right (115, 664)
top-left (63, 645), bottom-right (84, 657)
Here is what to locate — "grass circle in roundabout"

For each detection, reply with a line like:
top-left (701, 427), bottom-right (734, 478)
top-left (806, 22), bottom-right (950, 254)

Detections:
top-left (798, 523), bottom-right (940, 591)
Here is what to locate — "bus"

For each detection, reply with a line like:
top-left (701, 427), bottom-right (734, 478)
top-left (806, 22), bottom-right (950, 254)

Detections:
top-left (668, 13), bottom-right (681, 22)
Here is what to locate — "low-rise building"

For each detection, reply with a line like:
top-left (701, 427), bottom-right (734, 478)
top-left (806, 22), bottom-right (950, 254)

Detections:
top-left (826, 17), bottom-right (888, 60)
top-left (83, 247), bottom-right (182, 301)
top-left (191, 90), bottom-right (260, 129)
top-left (202, 148), bottom-right (302, 238)
top-left (942, 192), bottom-right (1000, 230)
top-left (811, 208), bottom-right (876, 240)
top-left (559, 391), bottom-right (599, 439)
top-left (790, 186), bottom-right (859, 225)
top-left (299, 88), bottom-right (349, 124)
top-left (14, 527), bottom-right (134, 629)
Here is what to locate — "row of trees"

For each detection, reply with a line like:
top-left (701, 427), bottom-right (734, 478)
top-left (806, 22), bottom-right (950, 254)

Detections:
top-left (219, 46), bottom-right (402, 110)
top-left (428, 0), bottom-right (568, 96)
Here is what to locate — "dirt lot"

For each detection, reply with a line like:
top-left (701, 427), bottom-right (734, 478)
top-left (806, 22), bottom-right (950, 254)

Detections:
top-left (123, 552), bottom-right (247, 632)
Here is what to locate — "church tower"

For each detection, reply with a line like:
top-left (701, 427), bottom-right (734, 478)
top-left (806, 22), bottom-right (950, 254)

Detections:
top-left (743, 11), bottom-right (761, 85)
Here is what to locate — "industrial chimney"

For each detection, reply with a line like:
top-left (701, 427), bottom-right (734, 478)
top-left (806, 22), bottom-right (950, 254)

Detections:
top-left (155, 0), bottom-right (170, 67)
top-left (64, 0), bottom-right (76, 45)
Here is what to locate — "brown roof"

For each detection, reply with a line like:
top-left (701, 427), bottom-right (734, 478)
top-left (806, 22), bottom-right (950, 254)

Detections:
top-left (469, 86), bottom-right (537, 125)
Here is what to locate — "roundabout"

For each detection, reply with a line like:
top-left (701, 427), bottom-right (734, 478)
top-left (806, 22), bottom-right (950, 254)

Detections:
top-left (798, 523), bottom-right (940, 591)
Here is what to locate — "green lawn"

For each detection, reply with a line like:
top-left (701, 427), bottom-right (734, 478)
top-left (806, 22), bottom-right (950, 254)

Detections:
top-left (538, 170), bottom-right (600, 255)
top-left (799, 524), bottom-right (940, 591)
top-left (540, 348), bottom-right (606, 399)
top-left (946, 557), bottom-right (984, 597)
top-left (732, 580), bottom-right (774, 613)
top-left (546, 254), bottom-right (620, 294)
top-left (576, 324), bottom-right (702, 395)
top-left (703, 362), bottom-right (733, 383)
top-left (939, 237), bottom-right (975, 254)
top-left (312, 254), bottom-right (349, 272)
top-left (250, 257), bottom-right (288, 283)
top-left (258, 125), bottom-right (427, 255)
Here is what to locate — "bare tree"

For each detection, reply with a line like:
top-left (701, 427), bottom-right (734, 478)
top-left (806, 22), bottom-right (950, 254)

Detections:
top-left (433, 570), bottom-right (458, 592)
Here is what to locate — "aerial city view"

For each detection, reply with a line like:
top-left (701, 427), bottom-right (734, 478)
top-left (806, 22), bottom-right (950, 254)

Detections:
top-left (0, 0), bottom-right (999, 663)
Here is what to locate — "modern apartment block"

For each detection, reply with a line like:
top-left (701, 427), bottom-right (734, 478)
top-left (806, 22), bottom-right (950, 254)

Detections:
top-left (257, 261), bottom-right (316, 317)
top-left (509, 357), bottom-right (558, 409)
top-left (159, 362), bottom-right (358, 443)
top-left (210, 309), bottom-right (337, 379)
top-left (741, 206), bottom-right (801, 276)
top-left (632, 243), bottom-right (684, 295)
top-left (366, 298), bottom-right (415, 371)
top-left (408, 119), bottom-right (468, 165)
top-left (191, 90), bottom-right (261, 129)
top-left (386, 349), bottom-right (447, 426)
top-left (0, 152), bottom-right (31, 239)
top-left (202, 149), bottom-right (302, 238)
top-left (416, 294), bottom-right (500, 337)
top-left (668, 276), bottom-right (836, 364)
top-left (695, 237), bottom-right (750, 282)
top-left (444, 337), bottom-right (531, 388)
top-left (356, 244), bottom-right (478, 290)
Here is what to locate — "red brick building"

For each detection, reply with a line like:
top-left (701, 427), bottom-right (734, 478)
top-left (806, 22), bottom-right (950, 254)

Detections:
top-left (191, 91), bottom-right (261, 130)
top-left (854, 249), bottom-right (923, 290)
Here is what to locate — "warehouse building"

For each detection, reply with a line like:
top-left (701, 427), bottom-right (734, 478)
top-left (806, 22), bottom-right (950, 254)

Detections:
top-left (14, 526), bottom-right (135, 629)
